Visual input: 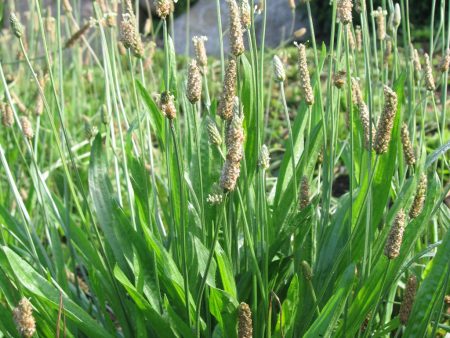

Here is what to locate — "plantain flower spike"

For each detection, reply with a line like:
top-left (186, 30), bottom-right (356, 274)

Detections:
top-left (374, 85), bottom-right (397, 154)
top-left (384, 209), bottom-right (406, 259)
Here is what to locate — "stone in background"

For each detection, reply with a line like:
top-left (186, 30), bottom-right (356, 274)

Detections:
top-left (173, 0), bottom-right (308, 56)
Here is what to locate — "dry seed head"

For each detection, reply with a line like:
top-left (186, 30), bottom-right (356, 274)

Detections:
top-left (220, 159), bottom-right (241, 191)
top-left (337, 0), bottom-right (353, 25)
top-left (355, 25), bottom-right (362, 51)
top-left (409, 173), bottom-right (427, 218)
top-left (299, 176), bottom-right (310, 209)
top-left (240, 0), bottom-right (251, 29)
top-left (351, 77), bottom-right (363, 104)
top-left (65, 22), bottom-right (92, 48)
top-left (301, 260), bottom-right (313, 280)
top-left (186, 60), bottom-right (202, 104)
top-left (333, 70), bottom-right (346, 89)
top-left (259, 144), bottom-right (270, 170)
top-left (374, 85), bottom-right (397, 154)
top-left (238, 302), bottom-right (253, 338)
top-left (207, 117), bottom-right (222, 146)
top-left (289, 0), bottom-right (296, 10)
top-left (1, 103), bottom-right (14, 127)
top-left (358, 100), bottom-right (374, 150)
top-left (119, 14), bottom-right (144, 58)
top-left (10, 13), bottom-right (24, 38)
top-left (12, 93), bottom-right (28, 114)
top-left (218, 58), bottom-right (237, 121)
top-left (272, 55), bottom-right (286, 82)
top-left (294, 42), bottom-right (314, 105)
top-left (399, 275), bottom-right (417, 325)
top-left (13, 298), bottom-right (36, 338)
top-left (412, 48), bottom-right (422, 73)
top-left (225, 110), bottom-right (244, 164)
top-left (227, 0), bottom-right (245, 56)
top-left (159, 91), bottom-right (177, 120)
top-left (155, 0), bottom-right (173, 19)
top-left (20, 116), bottom-right (33, 139)
top-left (373, 7), bottom-right (387, 40)
top-left (193, 36), bottom-right (208, 70)
top-left (424, 53), bottom-right (435, 91)
top-left (384, 209), bottom-right (406, 259)
top-left (439, 49), bottom-right (450, 73)
top-left (401, 123), bottom-right (416, 166)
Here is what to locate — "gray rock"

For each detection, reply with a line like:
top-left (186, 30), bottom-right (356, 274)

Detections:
top-left (173, 0), bottom-right (308, 56)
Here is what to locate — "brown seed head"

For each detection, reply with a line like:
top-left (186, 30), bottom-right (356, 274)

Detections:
top-left (424, 53), bottom-right (435, 91)
top-left (294, 42), bottom-right (314, 105)
top-left (155, 0), bottom-right (173, 19)
top-left (13, 298), bottom-right (36, 338)
top-left (218, 58), bottom-right (237, 121)
top-left (227, 0), bottom-right (245, 56)
top-left (1, 103), bottom-right (14, 127)
top-left (186, 60), bottom-right (202, 104)
top-left (358, 101), bottom-right (374, 150)
top-left (238, 302), bottom-right (253, 338)
top-left (119, 14), bottom-right (144, 58)
top-left (373, 7), bottom-right (387, 40)
top-left (159, 91), bottom-right (176, 120)
top-left (65, 22), bottom-right (92, 48)
top-left (193, 36), bottom-right (208, 70)
top-left (333, 70), bottom-right (346, 89)
top-left (401, 123), bottom-right (415, 166)
top-left (220, 159), bottom-right (241, 192)
top-left (240, 0), bottom-right (251, 29)
top-left (337, 0), bottom-right (353, 25)
top-left (384, 209), bottom-right (406, 259)
top-left (409, 173), bottom-right (427, 218)
top-left (439, 49), bottom-right (450, 73)
top-left (299, 176), bottom-right (310, 209)
top-left (20, 116), bottom-right (33, 139)
top-left (411, 48), bottom-right (422, 73)
top-left (399, 275), bottom-right (417, 325)
top-left (225, 106), bottom-right (244, 164)
top-left (374, 85), bottom-right (397, 154)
